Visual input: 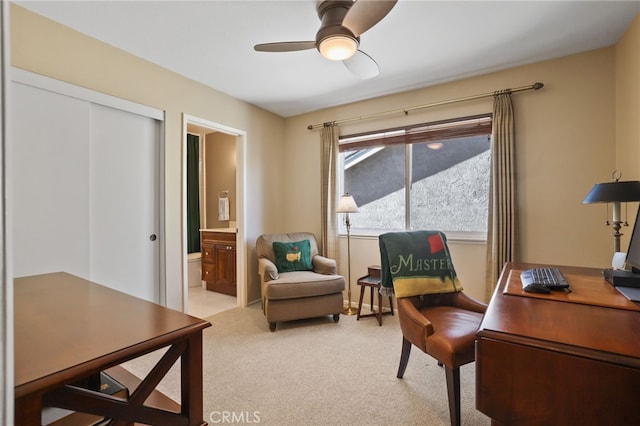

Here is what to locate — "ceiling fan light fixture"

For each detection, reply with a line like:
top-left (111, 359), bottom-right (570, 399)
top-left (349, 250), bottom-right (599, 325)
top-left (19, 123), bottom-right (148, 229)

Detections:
top-left (319, 35), bottom-right (358, 61)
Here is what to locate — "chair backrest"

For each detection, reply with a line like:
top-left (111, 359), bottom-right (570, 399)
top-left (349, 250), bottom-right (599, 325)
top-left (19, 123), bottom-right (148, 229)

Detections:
top-left (378, 230), bottom-right (462, 298)
top-left (256, 232), bottom-right (320, 264)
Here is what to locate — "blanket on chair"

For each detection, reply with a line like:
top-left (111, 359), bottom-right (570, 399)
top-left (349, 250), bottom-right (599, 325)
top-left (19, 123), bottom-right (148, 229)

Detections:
top-left (379, 230), bottom-right (462, 298)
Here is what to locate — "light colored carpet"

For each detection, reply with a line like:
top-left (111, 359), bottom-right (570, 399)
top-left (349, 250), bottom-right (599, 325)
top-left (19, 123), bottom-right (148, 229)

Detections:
top-left (123, 304), bottom-right (491, 425)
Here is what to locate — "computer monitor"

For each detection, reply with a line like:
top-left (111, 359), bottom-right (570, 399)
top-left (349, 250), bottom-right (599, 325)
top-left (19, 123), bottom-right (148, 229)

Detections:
top-left (625, 205), bottom-right (640, 273)
top-left (603, 205), bottom-right (640, 288)
top-left (607, 205), bottom-right (640, 297)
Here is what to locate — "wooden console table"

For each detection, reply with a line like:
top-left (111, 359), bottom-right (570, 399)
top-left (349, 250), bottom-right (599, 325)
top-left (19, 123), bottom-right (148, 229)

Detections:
top-left (14, 272), bottom-right (211, 425)
top-left (476, 262), bottom-right (640, 425)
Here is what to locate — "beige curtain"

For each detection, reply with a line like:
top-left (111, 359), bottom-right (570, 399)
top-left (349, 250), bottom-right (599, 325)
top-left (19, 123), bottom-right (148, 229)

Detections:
top-left (320, 124), bottom-right (339, 258)
top-left (485, 91), bottom-right (517, 300)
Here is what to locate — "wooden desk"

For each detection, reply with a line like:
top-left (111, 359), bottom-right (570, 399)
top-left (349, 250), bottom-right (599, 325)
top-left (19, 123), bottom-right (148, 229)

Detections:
top-left (14, 272), bottom-right (211, 425)
top-left (476, 262), bottom-right (640, 425)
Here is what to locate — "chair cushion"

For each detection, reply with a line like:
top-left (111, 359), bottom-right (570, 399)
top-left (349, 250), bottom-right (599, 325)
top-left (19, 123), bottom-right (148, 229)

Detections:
top-left (264, 271), bottom-right (345, 300)
top-left (422, 306), bottom-right (484, 368)
top-left (272, 240), bottom-right (313, 272)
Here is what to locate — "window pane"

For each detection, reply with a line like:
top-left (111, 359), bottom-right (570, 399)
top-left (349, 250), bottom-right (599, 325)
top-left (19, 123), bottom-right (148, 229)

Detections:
top-left (343, 144), bottom-right (405, 230)
top-left (410, 135), bottom-right (490, 232)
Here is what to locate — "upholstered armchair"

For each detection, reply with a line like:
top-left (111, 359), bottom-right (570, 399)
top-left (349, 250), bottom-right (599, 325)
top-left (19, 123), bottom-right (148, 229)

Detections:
top-left (256, 232), bottom-right (345, 332)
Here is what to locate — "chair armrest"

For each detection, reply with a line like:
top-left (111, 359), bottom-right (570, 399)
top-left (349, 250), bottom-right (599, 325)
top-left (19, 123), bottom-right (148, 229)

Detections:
top-left (453, 291), bottom-right (487, 314)
top-left (312, 255), bottom-right (337, 275)
top-left (258, 258), bottom-right (279, 282)
top-left (397, 297), bottom-right (434, 351)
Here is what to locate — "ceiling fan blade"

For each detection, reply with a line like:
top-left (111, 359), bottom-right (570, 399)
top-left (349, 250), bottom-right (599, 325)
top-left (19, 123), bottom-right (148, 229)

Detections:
top-left (342, 0), bottom-right (398, 37)
top-left (254, 41), bottom-right (317, 53)
top-left (343, 49), bottom-right (379, 79)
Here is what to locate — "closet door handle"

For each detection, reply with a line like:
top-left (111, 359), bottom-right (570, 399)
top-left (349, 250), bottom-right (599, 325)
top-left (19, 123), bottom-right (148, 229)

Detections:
top-left (149, 234), bottom-right (157, 241)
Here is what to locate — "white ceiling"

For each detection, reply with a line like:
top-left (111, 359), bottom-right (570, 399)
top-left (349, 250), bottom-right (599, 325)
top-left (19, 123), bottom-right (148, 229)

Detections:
top-left (16, 0), bottom-right (640, 117)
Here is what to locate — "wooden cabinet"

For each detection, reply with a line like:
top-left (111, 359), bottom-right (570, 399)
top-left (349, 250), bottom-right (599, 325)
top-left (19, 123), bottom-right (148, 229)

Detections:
top-left (201, 231), bottom-right (236, 296)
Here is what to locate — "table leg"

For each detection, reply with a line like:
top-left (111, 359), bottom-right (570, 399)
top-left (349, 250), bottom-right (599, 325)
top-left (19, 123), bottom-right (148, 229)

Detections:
top-left (15, 394), bottom-right (42, 426)
top-left (369, 287), bottom-right (374, 312)
top-left (182, 331), bottom-right (205, 426)
top-left (376, 288), bottom-right (383, 326)
top-left (357, 284), bottom-right (366, 320)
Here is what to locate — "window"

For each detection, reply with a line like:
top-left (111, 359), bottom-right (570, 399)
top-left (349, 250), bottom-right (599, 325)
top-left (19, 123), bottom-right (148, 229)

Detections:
top-left (339, 114), bottom-right (492, 238)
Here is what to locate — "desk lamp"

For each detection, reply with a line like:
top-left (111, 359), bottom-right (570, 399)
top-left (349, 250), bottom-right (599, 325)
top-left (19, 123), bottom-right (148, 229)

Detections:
top-left (583, 172), bottom-right (640, 253)
top-left (336, 193), bottom-right (359, 315)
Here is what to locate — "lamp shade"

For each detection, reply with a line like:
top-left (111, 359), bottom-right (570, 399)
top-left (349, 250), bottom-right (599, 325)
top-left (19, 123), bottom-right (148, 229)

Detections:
top-left (336, 193), bottom-right (359, 213)
top-left (582, 181), bottom-right (640, 204)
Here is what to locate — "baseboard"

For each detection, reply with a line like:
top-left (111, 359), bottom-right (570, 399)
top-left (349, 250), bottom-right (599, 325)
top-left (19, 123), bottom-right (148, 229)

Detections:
top-left (345, 300), bottom-right (394, 313)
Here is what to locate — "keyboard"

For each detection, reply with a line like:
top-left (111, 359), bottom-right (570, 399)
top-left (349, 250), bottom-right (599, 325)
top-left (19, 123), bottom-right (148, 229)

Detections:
top-left (520, 267), bottom-right (570, 290)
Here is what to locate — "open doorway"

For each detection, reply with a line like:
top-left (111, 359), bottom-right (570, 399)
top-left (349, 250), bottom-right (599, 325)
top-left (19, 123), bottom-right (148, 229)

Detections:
top-left (181, 114), bottom-right (247, 317)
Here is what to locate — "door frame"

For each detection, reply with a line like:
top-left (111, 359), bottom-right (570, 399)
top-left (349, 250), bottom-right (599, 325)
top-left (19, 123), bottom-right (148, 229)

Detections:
top-left (181, 114), bottom-right (247, 309)
top-left (1, 2), bottom-right (12, 421)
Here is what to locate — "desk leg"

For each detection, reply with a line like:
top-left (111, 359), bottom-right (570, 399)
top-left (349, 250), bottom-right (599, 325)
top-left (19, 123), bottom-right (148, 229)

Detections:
top-left (182, 331), bottom-right (205, 426)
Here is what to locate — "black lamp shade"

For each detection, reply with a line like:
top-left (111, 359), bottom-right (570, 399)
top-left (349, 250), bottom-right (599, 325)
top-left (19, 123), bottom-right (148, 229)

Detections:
top-left (583, 180), bottom-right (640, 204)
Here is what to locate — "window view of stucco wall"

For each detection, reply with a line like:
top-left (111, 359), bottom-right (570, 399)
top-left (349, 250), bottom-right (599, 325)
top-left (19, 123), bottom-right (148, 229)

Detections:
top-left (343, 135), bottom-right (490, 232)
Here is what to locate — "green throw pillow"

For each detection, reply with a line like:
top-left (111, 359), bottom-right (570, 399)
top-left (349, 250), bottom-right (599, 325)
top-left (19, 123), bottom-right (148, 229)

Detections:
top-left (272, 240), bottom-right (313, 272)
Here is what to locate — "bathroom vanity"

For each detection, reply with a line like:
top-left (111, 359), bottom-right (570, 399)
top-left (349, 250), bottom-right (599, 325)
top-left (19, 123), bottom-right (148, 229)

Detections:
top-left (200, 229), bottom-right (237, 296)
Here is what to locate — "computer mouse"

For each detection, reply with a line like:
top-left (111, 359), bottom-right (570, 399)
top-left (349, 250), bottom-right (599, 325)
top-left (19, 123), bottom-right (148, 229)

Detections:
top-left (524, 283), bottom-right (551, 294)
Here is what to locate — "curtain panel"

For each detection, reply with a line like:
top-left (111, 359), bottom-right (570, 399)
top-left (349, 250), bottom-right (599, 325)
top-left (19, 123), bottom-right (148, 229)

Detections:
top-left (320, 125), bottom-right (339, 259)
top-left (485, 91), bottom-right (517, 299)
top-left (186, 134), bottom-right (201, 254)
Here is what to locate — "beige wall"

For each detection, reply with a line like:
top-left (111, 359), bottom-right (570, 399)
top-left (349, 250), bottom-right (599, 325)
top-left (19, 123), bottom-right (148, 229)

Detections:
top-left (284, 46), bottom-right (621, 303)
top-left (10, 4), bottom-right (285, 308)
top-left (616, 14), bottom-right (640, 180)
top-left (10, 3), bottom-right (640, 306)
top-left (185, 124), bottom-right (238, 230)
top-left (205, 132), bottom-right (237, 228)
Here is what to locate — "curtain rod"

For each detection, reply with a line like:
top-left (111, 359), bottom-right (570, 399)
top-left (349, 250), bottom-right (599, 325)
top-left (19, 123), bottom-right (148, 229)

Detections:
top-left (307, 82), bottom-right (544, 130)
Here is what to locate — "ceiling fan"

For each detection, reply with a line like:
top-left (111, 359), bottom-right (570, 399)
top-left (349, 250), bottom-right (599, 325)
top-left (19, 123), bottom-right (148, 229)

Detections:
top-left (254, 0), bottom-right (397, 79)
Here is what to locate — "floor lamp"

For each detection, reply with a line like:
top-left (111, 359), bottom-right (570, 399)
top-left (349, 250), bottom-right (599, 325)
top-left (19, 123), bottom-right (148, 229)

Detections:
top-left (337, 193), bottom-right (359, 315)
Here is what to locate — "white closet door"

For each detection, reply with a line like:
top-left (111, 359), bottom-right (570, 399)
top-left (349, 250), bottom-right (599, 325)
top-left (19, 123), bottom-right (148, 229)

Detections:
top-left (10, 82), bottom-right (91, 278)
top-left (89, 104), bottom-right (160, 302)
top-left (10, 71), bottom-right (163, 303)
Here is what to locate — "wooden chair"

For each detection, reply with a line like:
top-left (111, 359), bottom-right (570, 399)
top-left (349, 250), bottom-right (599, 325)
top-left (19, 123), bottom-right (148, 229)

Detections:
top-left (396, 292), bottom-right (486, 426)
top-left (379, 230), bottom-right (487, 425)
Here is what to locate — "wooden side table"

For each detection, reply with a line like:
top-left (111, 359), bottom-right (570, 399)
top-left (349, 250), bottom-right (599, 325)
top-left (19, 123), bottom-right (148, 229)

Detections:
top-left (356, 265), bottom-right (394, 326)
